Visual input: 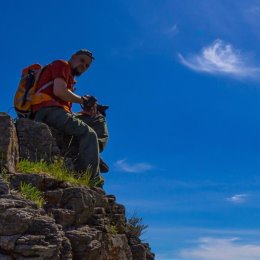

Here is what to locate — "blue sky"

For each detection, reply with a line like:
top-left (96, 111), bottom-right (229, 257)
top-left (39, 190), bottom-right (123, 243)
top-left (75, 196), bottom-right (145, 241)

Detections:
top-left (2, 0), bottom-right (260, 259)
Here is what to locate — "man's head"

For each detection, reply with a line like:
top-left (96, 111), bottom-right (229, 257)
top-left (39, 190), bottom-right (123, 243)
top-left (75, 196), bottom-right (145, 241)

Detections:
top-left (69, 49), bottom-right (95, 76)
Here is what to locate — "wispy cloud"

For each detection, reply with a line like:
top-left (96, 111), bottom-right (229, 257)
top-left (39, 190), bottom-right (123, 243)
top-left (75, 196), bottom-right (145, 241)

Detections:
top-left (179, 237), bottom-right (260, 260)
top-left (149, 226), bottom-right (260, 238)
top-left (150, 228), bottom-right (260, 260)
top-left (114, 159), bottom-right (153, 173)
top-left (163, 24), bottom-right (178, 38)
top-left (179, 39), bottom-right (260, 79)
top-left (227, 194), bottom-right (249, 204)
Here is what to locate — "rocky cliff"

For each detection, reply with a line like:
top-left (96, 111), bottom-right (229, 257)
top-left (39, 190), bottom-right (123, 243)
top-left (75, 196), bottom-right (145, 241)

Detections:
top-left (0, 112), bottom-right (155, 260)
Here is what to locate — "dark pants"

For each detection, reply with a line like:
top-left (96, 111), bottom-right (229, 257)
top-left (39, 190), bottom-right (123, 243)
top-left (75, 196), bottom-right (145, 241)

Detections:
top-left (74, 112), bottom-right (109, 153)
top-left (34, 107), bottom-right (108, 180)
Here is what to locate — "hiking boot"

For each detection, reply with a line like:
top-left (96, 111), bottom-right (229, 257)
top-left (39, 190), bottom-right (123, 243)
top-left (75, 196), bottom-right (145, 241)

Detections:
top-left (100, 157), bottom-right (109, 173)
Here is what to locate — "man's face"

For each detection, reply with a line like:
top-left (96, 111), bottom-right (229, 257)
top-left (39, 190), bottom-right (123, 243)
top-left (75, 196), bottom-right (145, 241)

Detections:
top-left (70, 54), bottom-right (93, 76)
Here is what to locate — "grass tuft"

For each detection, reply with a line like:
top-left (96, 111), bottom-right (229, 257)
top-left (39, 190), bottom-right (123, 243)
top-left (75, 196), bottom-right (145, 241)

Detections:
top-left (16, 159), bottom-right (100, 187)
top-left (126, 214), bottom-right (148, 238)
top-left (107, 224), bottom-right (118, 235)
top-left (20, 182), bottom-right (45, 208)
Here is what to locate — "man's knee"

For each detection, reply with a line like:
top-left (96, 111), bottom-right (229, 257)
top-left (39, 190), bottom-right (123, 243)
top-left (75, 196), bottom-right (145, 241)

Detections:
top-left (62, 115), bottom-right (92, 138)
top-left (80, 125), bottom-right (98, 145)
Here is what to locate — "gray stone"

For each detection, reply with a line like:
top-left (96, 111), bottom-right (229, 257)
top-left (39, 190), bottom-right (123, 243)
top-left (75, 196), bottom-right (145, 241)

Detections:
top-left (105, 234), bottom-right (133, 260)
top-left (130, 244), bottom-right (146, 260)
top-left (0, 113), bottom-right (19, 173)
top-left (45, 189), bottom-right (63, 206)
top-left (0, 234), bottom-right (20, 251)
top-left (0, 254), bottom-right (13, 260)
top-left (60, 187), bottom-right (95, 226)
top-left (0, 192), bottom-right (71, 259)
top-left (51, 208), bottom-right (76, 227)
top-left (0, 195), bottom-right (37, 210)
top-left (0, 208), bottom-right (32, 235)
top-left (66, 226), bottom-right (103, 260)
top-left (15, 234), bottom-right (58, 258)
top-left (9, 172), bottom-right (69, 191)
top-left (0, 177), bottom-right (9, 195)
top-left (15, 118), bottom-right (60, 162)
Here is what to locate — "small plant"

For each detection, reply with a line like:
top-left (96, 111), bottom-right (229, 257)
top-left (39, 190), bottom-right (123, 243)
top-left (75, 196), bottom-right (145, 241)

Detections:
top-left (126, 214), bottom-right (148, 238)
top-left (16, 160), bottom-right (100, 187)
top-left (16, 159), bottom-right (99, 187)
top-left (0, 166), bottom-right (9, 181)
top-left (107, 224), bottom-right (118, 235)
top-left (20, 182), bottom-right (45, 208)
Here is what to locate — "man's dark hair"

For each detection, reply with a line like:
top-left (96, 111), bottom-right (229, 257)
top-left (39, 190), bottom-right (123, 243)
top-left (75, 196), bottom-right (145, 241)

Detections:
top-left (74, 49), bottom-right (95, 60)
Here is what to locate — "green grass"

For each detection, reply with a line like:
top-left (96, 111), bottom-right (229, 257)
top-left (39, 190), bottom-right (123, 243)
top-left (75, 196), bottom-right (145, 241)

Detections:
top-left (16, 159), bottom-right (102, 187)
top-left (126, 214), bottom-right (148, 238)
top-left (107, 224), bottom-right (118, 235)
top-left (20, 182), bottom-right (45, 208)
top-left (0, 167), bottom-right (9, 181)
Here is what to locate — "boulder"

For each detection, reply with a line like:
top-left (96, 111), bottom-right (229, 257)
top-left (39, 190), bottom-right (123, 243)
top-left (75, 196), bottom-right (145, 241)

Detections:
top-left (15, 118), bottom-right (60, 162)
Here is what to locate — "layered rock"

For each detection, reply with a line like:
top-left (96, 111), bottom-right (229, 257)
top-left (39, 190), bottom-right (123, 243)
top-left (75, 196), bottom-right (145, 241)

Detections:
top-left (1, 172), bottom-right (154, 259)
top-left (0, 114), bottom-right (155, 260)
top-left (0, 177), bottom-right (71, 260)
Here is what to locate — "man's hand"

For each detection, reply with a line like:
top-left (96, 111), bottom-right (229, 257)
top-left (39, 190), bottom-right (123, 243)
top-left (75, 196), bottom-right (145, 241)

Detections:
top-left (81, 95), bottom-right (109, 117)
top-left (81, 95), bottom-right (98, 116)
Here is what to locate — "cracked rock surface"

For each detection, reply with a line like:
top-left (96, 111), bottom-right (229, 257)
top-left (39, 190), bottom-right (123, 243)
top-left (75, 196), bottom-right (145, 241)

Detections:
top-left (0, 114), bottom-right (155, 260)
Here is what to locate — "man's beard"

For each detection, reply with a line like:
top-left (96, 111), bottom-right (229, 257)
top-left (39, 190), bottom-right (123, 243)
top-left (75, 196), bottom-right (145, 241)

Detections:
top-left (72, 67), bottom-right (83, 76)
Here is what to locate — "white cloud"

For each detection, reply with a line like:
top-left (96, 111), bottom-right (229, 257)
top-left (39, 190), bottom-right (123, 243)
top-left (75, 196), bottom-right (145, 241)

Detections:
top-left (151, 228), bottom-right (260, 260)
top-left (227, 194), bottom-right (249, 204)
top-left (149, 226), bottom-right (260, 237)
top-left (179, 39), bottom-right (260, 78)
top-left (114, 159), bottom-right (153, 173)
top-left (179, 237), bottom-right (260, 260)
top-left (163, 24), bottom-right (178, 38)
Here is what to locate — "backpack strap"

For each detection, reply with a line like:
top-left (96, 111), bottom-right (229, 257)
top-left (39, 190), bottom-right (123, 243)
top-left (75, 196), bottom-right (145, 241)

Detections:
top-left (36, 80), bottom-right (54, 93)
top-left (21, 70), bottom-right (35, 106)
top-left (34, 65), bottom-right (54, 93)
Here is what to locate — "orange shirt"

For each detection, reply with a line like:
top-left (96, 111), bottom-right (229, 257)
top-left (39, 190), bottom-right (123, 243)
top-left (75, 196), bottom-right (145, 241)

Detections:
top-left (32, 60), bottom-right (75, 113)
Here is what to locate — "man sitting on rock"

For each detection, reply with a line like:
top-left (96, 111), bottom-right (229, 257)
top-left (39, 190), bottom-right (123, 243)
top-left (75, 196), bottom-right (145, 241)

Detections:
top-left (33, 49), bottom-right (108, 183)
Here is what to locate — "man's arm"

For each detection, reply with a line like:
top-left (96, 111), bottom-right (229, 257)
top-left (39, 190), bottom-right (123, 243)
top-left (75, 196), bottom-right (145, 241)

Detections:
top-left (53, 78), bottom-right (83, 104)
